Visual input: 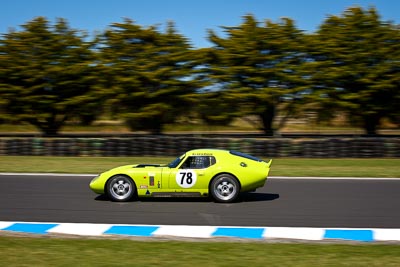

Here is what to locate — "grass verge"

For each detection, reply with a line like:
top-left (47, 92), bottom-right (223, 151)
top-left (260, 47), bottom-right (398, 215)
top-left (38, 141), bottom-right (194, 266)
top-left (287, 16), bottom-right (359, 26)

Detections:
top-left (0, 156), bottom-right (399, 177)
top-left (0, 236), bottom-right (399, 267)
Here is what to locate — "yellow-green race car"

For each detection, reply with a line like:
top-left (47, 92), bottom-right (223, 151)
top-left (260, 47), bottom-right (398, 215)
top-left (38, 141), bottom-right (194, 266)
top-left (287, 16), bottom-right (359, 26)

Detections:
top-left (89, 149), bottom-right (272, 203)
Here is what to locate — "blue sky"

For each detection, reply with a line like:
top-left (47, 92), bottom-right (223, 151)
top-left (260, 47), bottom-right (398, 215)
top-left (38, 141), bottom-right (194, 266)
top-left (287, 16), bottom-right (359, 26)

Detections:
top-left (2, 0), bottom-right (399, 48)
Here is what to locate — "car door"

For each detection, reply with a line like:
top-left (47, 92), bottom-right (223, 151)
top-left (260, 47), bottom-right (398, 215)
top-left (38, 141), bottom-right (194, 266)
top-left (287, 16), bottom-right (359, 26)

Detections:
top-left (167, 156), bottom-right (215, 191)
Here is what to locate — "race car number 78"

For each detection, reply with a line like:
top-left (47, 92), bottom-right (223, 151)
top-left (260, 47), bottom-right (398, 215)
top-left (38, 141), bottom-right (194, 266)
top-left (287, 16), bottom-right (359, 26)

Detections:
top-left (176, 170), bottom-right (197, 188)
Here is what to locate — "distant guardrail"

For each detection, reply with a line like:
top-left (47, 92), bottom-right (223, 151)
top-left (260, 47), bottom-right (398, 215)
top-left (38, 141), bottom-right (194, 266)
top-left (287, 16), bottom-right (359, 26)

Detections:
top-left (0, 136), bottom-right (399, 158)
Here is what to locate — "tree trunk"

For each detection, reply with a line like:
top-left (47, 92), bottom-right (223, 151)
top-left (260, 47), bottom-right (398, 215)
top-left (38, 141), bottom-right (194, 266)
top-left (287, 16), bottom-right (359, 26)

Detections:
top-left (29, 114), bottom-right (66, 136)
top-left (260, 105), bottom-right (276, 136)
top-left (42, 126), bottom-right (60, 136)
top-left (363, 114), bottom-right (380, 136)
top-left (39, 122), bottom-right (62, 136)
top-left (150, 124), bottom-right (163, 135)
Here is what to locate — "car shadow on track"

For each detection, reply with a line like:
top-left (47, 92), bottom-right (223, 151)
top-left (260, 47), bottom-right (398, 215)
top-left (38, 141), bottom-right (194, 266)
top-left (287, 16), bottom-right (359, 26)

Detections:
top-left (94, 193), bottom-right (279, 203)
top-left (238, 192), bottom-right (280, 202)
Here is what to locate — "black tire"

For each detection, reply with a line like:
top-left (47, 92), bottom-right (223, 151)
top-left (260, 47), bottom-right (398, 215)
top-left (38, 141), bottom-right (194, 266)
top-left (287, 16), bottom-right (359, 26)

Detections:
top-left (210, 174), bottom-right (240, 203)
top-left (106, 175), bottom-right (136, 202)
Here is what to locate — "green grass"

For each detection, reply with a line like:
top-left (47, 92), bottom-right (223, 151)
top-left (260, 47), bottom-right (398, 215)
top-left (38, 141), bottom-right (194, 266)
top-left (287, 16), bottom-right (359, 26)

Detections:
top-left (271, 158), bottom-right (400, 178)
top-left (0, 156), bottom-right (399, 177)
top-left (0, 156), bottom-right (170, 174)
top-left (0, 236), bottom-right (399, 267)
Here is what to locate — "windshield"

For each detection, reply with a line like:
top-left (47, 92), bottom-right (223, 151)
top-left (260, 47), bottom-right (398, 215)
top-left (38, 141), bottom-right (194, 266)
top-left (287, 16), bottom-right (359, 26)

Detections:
top-left (168, 153), bottom-right (185, 168)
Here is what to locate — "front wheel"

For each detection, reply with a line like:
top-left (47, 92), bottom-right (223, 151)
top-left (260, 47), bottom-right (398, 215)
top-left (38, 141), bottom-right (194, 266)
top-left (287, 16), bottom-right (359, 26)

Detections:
top-left (210, 174), bottom-right (240, 203)
top-left (106, 175), bottom-right (136, 202)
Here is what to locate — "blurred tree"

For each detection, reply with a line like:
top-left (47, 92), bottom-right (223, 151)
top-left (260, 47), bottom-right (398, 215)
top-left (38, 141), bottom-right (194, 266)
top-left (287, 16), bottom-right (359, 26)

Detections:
top-left (196, 90), bottom-right (237, 126)
top-left (204, 15), bottom-right (308, 136)
top-left (0, 17), bottom-right (99, 135)
top-left (307, 7), bottom-right (400, 135)
top-left (97, 19), bottom-right (198, 134)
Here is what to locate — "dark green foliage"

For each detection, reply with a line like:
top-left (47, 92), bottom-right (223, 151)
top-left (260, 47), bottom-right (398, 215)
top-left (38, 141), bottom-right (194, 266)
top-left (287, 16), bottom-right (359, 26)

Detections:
top-left (0, 17), bottom-right (99, 135)
top-left (197, 91), bottom-right (237, 125)
top-left (307, 7), bottom-right (400, 135)
top-left (0, 6), bottom-right (399, 136)
top-left (97, 19), bottom-right (198, 134)
top-left (204, 15), bottom-right (308, 135)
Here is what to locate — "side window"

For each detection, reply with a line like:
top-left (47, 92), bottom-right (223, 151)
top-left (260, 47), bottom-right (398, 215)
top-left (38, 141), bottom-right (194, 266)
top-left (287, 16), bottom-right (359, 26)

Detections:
top-left (180, 156), bottom-right (216, 169)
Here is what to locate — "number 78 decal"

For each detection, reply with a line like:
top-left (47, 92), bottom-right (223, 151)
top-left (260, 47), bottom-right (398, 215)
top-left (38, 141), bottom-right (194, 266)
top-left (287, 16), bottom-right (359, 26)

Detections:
top-left (175, 170), bottom-right (197, 188)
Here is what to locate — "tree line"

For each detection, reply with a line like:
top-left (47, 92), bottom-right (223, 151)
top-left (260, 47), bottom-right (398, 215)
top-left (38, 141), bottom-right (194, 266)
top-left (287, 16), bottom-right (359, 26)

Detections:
top-left (0, 6), bottom-right (399, 136)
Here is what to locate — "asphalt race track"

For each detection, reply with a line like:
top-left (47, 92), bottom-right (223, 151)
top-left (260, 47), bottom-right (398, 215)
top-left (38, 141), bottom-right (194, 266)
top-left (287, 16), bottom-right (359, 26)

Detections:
top-left (0, 174), bottom-right (399, 228)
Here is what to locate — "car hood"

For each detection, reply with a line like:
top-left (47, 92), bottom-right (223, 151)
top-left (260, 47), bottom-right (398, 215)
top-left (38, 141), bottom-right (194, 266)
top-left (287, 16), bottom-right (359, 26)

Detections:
top-left (107, 164), bottom-right (165, 172)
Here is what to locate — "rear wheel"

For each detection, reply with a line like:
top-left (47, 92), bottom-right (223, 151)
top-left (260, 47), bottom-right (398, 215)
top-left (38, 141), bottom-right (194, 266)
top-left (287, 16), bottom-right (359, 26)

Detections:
top-left (106, 175), bottom-right (136, 202)
top-left (210, 174), bottom-right (240, 203)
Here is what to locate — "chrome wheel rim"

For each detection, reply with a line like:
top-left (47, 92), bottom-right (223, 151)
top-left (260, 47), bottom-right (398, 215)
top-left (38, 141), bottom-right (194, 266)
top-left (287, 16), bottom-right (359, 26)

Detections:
top-left (109, 177), bottom-right (133, 200)
top-left (213, 177), bottom-right (237, 201)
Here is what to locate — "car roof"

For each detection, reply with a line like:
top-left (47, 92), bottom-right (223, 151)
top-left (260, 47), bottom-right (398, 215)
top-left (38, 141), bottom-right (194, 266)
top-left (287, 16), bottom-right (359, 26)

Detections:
top-left (186, 148), bottom-right (265, 162)
top-left (186, 148), bottom-right (228, 156)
